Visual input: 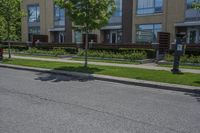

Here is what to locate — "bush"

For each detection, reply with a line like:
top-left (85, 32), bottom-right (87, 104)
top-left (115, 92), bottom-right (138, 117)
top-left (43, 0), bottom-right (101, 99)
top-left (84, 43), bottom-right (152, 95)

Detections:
top-left (26, 48), bottom-right (66, 56)
top-left (7, 47), bottom-right (78, 56)
top-left (165, 54), bottom-right (200, 64)
top-left (77, 49), bottom-right (148, 61)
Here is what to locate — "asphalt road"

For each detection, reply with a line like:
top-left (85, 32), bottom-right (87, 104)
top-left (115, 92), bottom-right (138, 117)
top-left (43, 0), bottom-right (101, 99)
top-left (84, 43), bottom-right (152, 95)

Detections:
top-left (0, 67), bottom-right (200, 133)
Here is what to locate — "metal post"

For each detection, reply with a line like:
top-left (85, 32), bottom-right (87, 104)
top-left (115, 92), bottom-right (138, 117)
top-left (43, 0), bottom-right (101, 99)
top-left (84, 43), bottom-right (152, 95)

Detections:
top-left (171, 33), bottom-right (185, 74)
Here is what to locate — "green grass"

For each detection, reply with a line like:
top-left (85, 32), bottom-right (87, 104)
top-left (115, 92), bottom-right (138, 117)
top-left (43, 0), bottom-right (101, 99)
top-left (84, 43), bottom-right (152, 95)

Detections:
top-left (5, 53), bottom-right (60, 59)
top-left (71, 57), bottom-right (139, 64)
top-left (1, 58), bottom-right (200, 87)
top-left (159, 64), bottom-right (200, 70)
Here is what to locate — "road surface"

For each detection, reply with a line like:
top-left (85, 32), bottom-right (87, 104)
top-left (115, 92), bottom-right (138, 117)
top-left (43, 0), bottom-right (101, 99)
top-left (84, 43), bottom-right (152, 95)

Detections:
top-left (0, 67), bottom-right (200, 133)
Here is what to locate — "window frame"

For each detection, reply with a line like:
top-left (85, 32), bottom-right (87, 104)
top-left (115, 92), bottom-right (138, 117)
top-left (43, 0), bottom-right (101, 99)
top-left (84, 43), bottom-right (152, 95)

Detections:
top-left (113, 0), bottom-right (122, 17)
top-left (27, 4), bottom-right (40, 23)
top-left (28, 26), bottom-right (40, 41)
top-left (135, 23), bottom-right (162, 43)
top-left (136, 0), bottom-right (164, 15)
top-left (54, 4), bottom-right (65, 27)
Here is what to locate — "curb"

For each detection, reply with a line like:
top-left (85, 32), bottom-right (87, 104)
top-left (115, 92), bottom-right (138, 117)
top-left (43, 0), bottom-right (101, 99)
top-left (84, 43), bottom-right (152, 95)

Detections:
top-left (0, 63), bottom-right (200, 93)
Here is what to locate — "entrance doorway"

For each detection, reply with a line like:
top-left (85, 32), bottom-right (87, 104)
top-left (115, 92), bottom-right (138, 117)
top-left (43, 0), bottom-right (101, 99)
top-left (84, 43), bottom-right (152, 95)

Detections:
top-left (59, 32), bottom-right (65, 43)
top-left (187, 28), bottom-right (199, 44)
top-left (110, 31), bottom-right (117, 44)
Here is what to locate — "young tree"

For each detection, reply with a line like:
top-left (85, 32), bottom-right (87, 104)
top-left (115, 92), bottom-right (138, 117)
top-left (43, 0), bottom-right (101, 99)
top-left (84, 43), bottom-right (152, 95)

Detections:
top-left (0, 0), bottom-right (24, 58)
top-left (55, 0), bottom-right (116, 67)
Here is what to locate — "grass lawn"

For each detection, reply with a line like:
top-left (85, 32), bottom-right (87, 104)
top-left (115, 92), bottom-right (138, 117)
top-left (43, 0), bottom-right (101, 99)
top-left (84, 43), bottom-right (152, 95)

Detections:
top-left (1, 58), bottom-right (200, 87)
top-left (159, 64), bottom-right (200, 70)
top-left (71, 57), bottom-right (139, 64)
top-left (5, 53), bottom-right (59, 59)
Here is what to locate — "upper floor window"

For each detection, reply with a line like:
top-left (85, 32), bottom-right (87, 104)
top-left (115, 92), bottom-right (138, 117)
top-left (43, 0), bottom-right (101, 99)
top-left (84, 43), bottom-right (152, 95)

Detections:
top-left (187, 0), bottom-right (200, 9)
top-left (137, 0), bottom-right (163, 15)
top-left (28, 4), bottom-right (40, 23)
top-left (54, 5), bottom-right (65, 26)
top-left (136, 24), bottom-right (162, 43)
top-left (185, 0), bottom-right (200, 21)
top-left (113, 0), bottom-right (122, 17)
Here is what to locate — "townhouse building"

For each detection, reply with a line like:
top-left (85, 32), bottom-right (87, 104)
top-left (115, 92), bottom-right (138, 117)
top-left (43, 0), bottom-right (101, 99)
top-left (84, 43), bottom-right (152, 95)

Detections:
top-left (21, 0), bottom-right (200, 45)
top-left (21, 0), bottom-right (67, 43)
top-left (123, 0), bottom-right (200, 44)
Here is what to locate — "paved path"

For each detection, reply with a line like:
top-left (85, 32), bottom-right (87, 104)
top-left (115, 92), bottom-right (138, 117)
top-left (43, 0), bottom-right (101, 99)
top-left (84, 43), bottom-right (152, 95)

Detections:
top-left (6, 55), bottom-right (200, 74)
top-left (0, 67), bottom-right (200, 133)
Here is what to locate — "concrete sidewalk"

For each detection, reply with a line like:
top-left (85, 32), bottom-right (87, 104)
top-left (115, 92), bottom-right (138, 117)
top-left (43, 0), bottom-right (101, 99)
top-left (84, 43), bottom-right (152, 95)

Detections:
top-left (4, 55), bottom-right (200, 74)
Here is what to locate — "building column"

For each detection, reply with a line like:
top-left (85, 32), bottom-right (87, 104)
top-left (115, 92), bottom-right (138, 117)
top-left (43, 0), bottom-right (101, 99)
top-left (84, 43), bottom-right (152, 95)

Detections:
top-left (122, 0), bottom-right (133, 43)
top-left (65, 15), bottom-right (73, 43)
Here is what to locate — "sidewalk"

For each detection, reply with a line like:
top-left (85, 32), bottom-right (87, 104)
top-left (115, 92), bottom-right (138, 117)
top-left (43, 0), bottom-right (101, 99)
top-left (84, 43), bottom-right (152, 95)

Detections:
top-left (5, 55), bottom-right (200, 74)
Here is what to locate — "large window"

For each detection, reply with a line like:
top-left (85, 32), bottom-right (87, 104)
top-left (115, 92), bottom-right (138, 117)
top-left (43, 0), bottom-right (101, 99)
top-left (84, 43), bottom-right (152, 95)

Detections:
top-left (28, 27), bottom-right (40, 41)
top-left (54, 5), bottom-right (65, 26)
top-left (187, 0), bottom-right (200, 9)
top-left (185, 0), bottom-right (200, 21)
top-left (28, 4), bottom-right (40, 23)
top-left (113, 0), bottom-right (122, 17)
top-left (137, 0), bottom-right (163, 15)
top-left (136, 24), bottom-right (162, 43)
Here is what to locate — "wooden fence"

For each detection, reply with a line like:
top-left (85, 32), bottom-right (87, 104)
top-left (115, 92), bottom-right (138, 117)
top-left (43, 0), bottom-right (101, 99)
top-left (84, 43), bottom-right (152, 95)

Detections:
top-left (1, 41), bottom-right (199, 51)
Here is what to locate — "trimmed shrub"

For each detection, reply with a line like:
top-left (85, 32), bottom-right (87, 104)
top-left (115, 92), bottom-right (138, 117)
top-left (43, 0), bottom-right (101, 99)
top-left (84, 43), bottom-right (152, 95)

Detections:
top-left (165, 54), bottom-right (200, 64)
top-left (77, 49), bottom-right (148, 61)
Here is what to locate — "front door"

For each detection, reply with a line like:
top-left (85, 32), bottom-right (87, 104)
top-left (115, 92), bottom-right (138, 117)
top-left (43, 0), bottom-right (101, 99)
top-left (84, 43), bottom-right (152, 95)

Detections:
top-left (110, 31), bottom-right (117, 44)
top-left (187, 28), bottom-right (199, 44)
top-left (59, 32), bottom-right (65, 43)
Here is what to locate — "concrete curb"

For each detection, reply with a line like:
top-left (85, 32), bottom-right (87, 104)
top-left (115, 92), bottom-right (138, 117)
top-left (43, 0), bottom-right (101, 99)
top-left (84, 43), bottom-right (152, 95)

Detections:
top-left (0, 63), bottom-right (200, 93)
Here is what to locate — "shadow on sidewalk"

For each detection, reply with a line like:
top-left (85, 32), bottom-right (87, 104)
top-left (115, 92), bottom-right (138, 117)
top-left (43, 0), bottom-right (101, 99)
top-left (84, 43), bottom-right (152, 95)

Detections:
top-left (35, 66), bottom-right (103, 83)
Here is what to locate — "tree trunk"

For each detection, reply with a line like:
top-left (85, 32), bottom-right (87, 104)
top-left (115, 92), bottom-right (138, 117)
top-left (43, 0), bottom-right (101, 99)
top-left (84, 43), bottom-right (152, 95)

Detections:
top-left (8, 42), bottom-right (11, 59)
top-left (84, 31), bottom-right (89, 67)
top-left (7, 22), bottom-right (11, 59)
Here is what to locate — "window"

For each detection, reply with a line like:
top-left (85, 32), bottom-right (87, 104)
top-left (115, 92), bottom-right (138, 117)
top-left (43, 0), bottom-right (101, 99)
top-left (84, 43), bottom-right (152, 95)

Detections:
top-left (28, 27), bottom-right (40, 41)
top-left (75, 31), bottom-right (83, 43)
top-left (185, 0), bottom-right (200, 21)
top-left (113, 0), bottom-right (122, 17)
top-left (54, 5), bottom-right (65, 26)
top-left (28, 5), bottom-right (40, 23)
top-left (187, 0), bottom-right (200, 9)
top-left (137, 0), bottom-right (163, 15)
top-left (136, 24), bottom-right (162, 43)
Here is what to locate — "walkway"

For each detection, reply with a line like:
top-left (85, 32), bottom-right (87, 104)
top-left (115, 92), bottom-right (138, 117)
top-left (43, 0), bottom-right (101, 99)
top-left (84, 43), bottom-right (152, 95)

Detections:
top-left (6, 55), bottom-right (200, 74)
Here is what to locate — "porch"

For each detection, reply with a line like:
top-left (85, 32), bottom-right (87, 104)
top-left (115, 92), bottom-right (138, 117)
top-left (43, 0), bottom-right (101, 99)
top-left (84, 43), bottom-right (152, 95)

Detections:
top-left (175, 21), bottom-right (200, 44)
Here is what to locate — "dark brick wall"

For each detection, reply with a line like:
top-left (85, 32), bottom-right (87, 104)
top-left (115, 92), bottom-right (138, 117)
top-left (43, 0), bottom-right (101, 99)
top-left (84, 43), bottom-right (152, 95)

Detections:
top-left (122, 0), bottom-right (133, 43)
top-left (65, 15), bottom-right (72, 43)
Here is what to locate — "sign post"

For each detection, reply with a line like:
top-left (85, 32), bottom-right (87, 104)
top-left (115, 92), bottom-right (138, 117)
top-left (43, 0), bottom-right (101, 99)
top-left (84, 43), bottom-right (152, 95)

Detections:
top-left (171, 33), bottom-right (186, 74)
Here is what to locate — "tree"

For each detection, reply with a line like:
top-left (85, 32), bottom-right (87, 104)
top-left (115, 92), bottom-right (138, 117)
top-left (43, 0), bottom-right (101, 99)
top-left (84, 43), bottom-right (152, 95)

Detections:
top-left (0, 0), bottom-right (24, 58)
top-left (192, 1), bottom-right (200, 9)
top-left (0, 17), bottom-right (6, 40)
top-left (55, 0), bottom-right (116, 67)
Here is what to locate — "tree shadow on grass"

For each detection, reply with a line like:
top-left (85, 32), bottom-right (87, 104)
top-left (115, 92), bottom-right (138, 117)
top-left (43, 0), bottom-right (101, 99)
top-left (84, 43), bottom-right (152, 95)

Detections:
top-left (193, 81), bottom-right (200, 85)
top-left (35, 66), bottom-right (103, 83)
